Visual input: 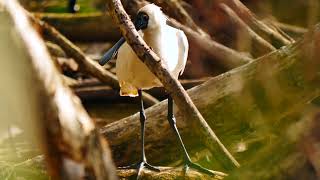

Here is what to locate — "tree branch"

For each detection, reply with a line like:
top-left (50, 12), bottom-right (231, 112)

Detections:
top-left (219, 4), bottom-right (276, 57)
top-left (216, 0), bottom-right (294, 47)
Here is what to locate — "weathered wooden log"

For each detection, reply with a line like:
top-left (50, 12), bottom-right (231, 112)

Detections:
top-left (0, 1), bottom-right (118, 179)
top-left (225, 104), bottom-right (320, 179)
top-left (106, 0), bottom-right (239, 170)
top-left (35, 12), bottom-right (121, 42)
top-left (117, 167), bottom-right (226, 180)
top-left (73, 78), bottom-right (208, 102)
top-left (101, 24), bottom-right (320, 172)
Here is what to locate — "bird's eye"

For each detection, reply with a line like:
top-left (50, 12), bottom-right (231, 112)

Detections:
top-left (142, 14), bottom-right (149, 21)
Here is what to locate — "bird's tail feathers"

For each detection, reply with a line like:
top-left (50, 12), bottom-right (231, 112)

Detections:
top-left (119, 81), bottom-right (139, 97)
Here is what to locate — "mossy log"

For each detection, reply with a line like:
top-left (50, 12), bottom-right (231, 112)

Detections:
top-left (117, 167), bottom-right (226, 180)
top-left (101, 25), bottom-right (320, 174)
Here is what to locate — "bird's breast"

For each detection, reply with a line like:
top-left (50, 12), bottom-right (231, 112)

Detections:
top-left (143, 29), bottom-right (179, 74)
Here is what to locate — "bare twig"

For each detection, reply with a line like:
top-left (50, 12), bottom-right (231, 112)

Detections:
top-left (106, 0), bottom-right (240, 169)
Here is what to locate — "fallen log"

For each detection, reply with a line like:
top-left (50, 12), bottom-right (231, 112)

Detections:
top-left (117, 167), bottom-right (227, 180)
top-left (101, 24), bottom-right (320, 173)
top-left (73, 78), bottom-right (208, 102)
top-left (34, 12), bottom-right (121, 42)
top-left (226, 105), bottom-right (320, 179)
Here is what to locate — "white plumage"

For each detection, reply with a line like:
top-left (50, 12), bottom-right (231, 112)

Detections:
top-left (116, 4), bottom-right (189, 97)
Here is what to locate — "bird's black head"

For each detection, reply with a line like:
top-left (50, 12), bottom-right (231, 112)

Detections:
top-left (134, 11), bottom-right (149, 30)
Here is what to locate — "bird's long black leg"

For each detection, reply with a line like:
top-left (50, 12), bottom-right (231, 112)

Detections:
top-left (68, 0), bottom-right (78, 13)
top-left (119, 90), bottom-right (160, 178)
top-left (167, 96), bottom-right (215, 176)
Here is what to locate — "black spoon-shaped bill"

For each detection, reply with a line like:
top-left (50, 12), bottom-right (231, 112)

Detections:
top-left (99, 12), bottom-right (149, 66)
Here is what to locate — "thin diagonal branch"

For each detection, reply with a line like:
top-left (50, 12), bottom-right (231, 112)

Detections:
top-left (219, 3), bottom-right (276, 57)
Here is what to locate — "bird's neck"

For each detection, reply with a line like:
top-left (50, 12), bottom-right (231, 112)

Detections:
top-left (143, 28), bottom-right (164, 55)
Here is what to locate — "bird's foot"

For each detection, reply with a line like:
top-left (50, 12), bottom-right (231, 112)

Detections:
top-left (183, 160), bottom-right (215, 176)
top-left (119, 161), bottom-right (160, 179)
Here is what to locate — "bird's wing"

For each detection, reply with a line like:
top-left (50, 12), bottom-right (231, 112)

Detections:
top-left (176, 30), bottom-right (189, 75)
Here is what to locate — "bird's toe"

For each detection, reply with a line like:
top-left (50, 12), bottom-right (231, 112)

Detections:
top-left (183, 161), bottom-right (216, 176)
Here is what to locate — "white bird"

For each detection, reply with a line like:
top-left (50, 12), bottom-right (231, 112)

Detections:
top-left (116, 5), bottom-right (188, 97)
top-left (99, 3), bottom-right (214, 177)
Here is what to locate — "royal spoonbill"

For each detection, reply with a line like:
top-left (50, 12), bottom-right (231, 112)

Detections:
top-left (99, 4), bottom-right (214, 176)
